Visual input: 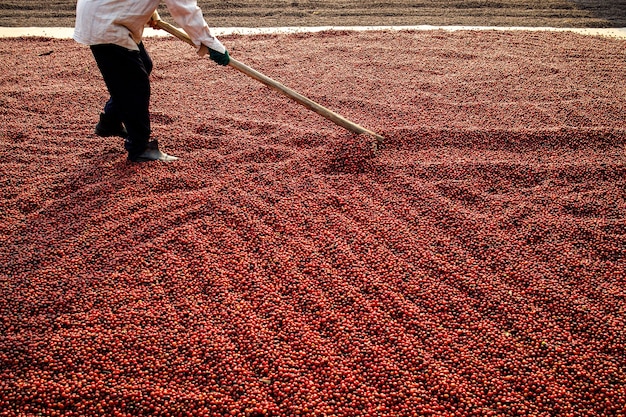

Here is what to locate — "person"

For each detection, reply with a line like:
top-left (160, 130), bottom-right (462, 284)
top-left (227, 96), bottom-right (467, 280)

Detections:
top-left (73, 0), bottom-right (230, 162)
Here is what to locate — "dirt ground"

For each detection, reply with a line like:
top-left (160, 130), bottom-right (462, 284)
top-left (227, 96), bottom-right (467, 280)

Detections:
top-left (1, 0), bottom-right (626, 28)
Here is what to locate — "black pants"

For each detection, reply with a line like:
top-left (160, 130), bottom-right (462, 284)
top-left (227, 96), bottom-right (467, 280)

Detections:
top-left (90, 42), bottom-right (153, 159)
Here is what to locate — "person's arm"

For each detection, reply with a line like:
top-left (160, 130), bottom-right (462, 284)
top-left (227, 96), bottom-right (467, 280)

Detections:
top-left (164, 0), bottom-right (226, 55)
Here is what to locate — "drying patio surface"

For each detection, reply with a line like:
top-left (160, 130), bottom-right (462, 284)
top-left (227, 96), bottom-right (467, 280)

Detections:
top-left (1, 27), bottom-right (625, 416)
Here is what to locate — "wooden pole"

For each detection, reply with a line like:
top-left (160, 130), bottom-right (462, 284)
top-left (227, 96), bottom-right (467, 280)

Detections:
top-left (149, 13), bottom-right (385, 146)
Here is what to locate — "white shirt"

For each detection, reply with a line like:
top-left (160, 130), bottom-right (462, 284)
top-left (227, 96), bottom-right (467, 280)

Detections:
top-left (73, 0), bottom-right (225, 53)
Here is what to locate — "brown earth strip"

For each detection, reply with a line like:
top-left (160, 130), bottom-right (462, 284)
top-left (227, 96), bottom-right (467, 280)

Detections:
top-left (0, 0), bottom-right (625, 28)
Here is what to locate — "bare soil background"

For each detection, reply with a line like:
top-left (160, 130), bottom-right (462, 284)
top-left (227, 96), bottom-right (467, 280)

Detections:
top-left (1, 0), bottom-right (626, 28)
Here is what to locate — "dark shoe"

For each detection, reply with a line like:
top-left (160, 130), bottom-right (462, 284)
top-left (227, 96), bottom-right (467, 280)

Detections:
top-left (130, 140), bottom-right (179, 162)
top-left (95, 113), bottom-right (128, 138)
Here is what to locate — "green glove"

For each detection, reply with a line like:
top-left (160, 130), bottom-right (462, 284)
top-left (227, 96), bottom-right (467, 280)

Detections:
top-left (209, 48), bottom-right (230, 66)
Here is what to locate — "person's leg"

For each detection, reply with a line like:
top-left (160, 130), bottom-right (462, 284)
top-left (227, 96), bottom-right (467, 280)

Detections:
top-left (90, 43), bottom-right (151, 160)
top-left (95, 99), bottom-right (127, 137)
top-left (97, 42), bottom-right (153, 138)
top-left (138, 42), bottom-right (153, 75)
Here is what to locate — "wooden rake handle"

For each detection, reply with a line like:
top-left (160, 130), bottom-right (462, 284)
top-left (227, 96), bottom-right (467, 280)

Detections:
top-left (149, 13), bottom-right (385, 146)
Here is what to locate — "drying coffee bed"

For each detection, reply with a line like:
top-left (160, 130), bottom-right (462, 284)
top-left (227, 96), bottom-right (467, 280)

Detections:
top-left (1, 30), bottom-right (625, 416)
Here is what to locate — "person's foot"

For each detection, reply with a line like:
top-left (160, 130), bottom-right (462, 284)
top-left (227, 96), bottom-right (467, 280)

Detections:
top-left (95, 113), bottom-right (128, 138)
top-left (130, 140), bottom-right (179, 162)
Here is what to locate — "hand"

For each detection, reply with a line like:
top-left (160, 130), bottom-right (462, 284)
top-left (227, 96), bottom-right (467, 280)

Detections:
top-left (148, 10), bottom-right (161, 29)
top-left (209, 48), bottom-right (230, 66)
